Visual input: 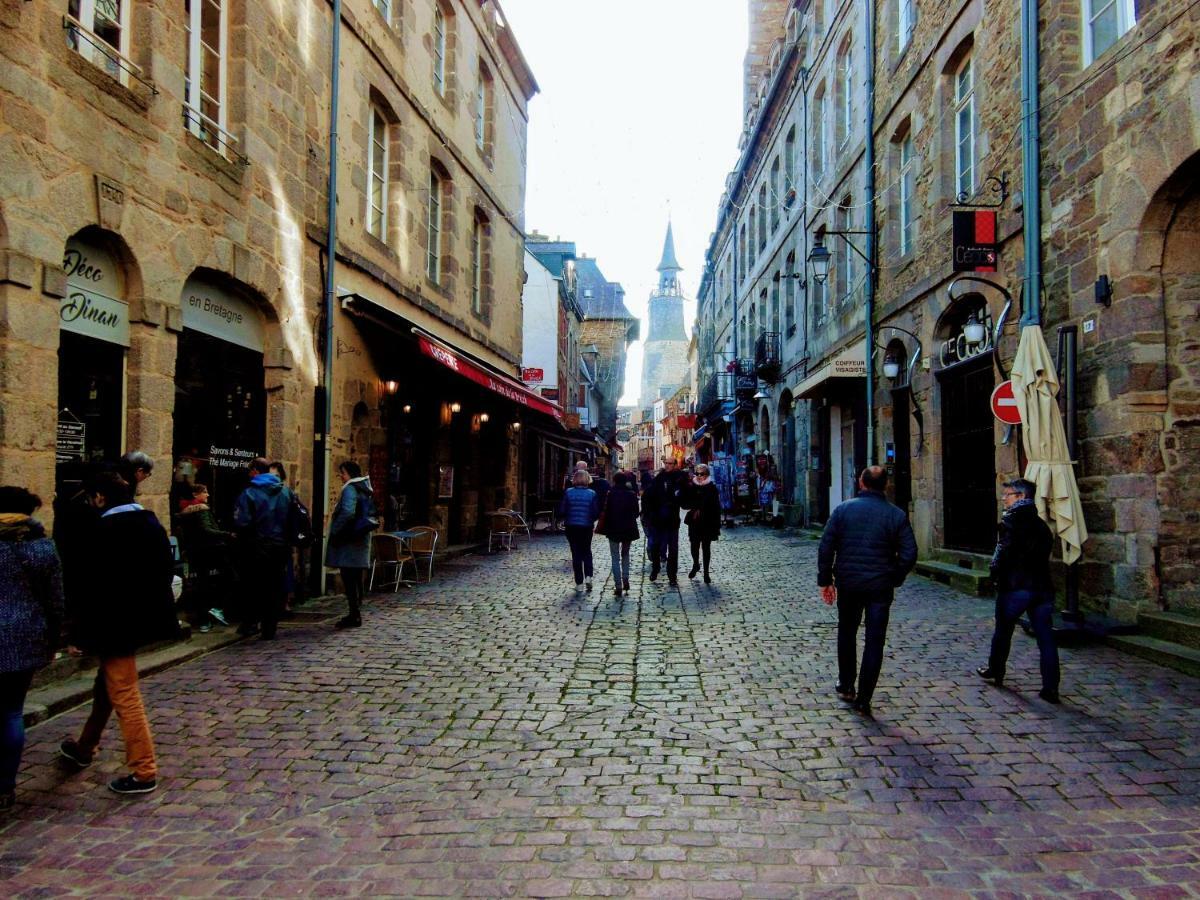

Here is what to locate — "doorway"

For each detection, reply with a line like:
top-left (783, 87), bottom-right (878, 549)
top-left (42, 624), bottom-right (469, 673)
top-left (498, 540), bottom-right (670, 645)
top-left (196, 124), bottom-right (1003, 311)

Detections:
top-left (56, 331), bottom-right (125, 494)
top-left (940, 357), bottom-right (996, 552)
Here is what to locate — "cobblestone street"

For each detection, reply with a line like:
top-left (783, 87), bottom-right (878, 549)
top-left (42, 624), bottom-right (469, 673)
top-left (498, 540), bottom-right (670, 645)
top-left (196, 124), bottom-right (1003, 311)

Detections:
top-left (2, 528), bottom-right (1199, 897)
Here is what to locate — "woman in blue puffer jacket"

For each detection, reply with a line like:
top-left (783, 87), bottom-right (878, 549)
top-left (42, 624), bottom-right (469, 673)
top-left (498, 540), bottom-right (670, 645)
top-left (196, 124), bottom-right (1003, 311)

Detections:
top-left (557, 470), bottom-right (599, 593)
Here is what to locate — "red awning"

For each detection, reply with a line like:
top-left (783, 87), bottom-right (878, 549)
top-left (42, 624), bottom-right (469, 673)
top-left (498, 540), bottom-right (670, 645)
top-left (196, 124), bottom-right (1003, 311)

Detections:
top-left (417, 335), bottom-right (562, 420)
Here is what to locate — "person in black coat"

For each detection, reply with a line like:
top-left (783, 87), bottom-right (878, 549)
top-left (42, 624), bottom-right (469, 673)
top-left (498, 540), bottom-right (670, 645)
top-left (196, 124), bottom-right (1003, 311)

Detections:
top-left (597, 471), bottom-right (640, 596)
top-left (643, 458), bottom-right (689, 585)
top-left (60, 471), bottom-right (180, 795)
top-left (682, 464), bottom-right (722, 584)
top-left (817, 465), bottom-right (918, 718)
top-left (977, 478), bottom-right (1061, 703)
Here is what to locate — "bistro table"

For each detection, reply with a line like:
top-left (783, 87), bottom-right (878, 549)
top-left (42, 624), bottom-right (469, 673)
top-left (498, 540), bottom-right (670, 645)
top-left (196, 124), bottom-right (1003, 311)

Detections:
top-left (386, 530), bottom-right (421, 587)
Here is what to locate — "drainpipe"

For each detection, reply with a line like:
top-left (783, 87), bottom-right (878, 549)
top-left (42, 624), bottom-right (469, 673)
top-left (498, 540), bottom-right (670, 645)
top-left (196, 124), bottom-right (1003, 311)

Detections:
top-left (1021, 0), bottom-right (1042, 325)
top-left (864, 0), bottom-right (878, 464)
top-left (312, 0), bottom-right (342, 595)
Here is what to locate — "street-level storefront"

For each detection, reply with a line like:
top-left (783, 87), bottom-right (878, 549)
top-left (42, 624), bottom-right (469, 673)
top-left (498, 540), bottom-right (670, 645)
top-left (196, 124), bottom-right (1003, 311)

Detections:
top-left (171, 275), bottom-right (267, 525)
top-left (56, 233), bottom-right (130, 498)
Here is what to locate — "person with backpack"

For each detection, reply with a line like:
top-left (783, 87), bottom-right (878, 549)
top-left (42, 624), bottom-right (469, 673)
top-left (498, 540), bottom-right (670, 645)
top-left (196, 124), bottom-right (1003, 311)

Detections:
top-left (232, 457), bottom-right (293, 640)
top-left (326, 460), bottom-right (378, 630)
top-left (596, 471), bottom-right (639, 597)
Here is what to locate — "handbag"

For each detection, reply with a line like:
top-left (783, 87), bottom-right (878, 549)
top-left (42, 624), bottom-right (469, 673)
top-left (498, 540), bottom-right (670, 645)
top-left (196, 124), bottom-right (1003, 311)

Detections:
top-left (595, 493), bottom-right (610, 535)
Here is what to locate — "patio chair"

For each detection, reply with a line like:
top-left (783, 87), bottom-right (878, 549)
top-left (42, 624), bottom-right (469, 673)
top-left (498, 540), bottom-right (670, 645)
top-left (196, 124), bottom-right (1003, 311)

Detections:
top-left (498, 507), bottom-right (532, 541)
top-left (406, 526), bottom-right (439, 581)
top-left (369, 533), bottom-right (409, 592)
top-left (487, 512), bottom-right (518, 553)
top-left (531, 508), bottom-right (556, 533)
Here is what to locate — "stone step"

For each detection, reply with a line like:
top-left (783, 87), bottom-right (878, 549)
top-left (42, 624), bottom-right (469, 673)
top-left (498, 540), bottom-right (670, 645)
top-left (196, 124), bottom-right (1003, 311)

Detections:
top-left (930, 548), bottom-right (993, 570)
top-left (1137, 610), bottom-right (1200, 650)
top-left (914, 559), bottom-right (994, 596)
top-left (1105, 634), bottom-right (1200, 678)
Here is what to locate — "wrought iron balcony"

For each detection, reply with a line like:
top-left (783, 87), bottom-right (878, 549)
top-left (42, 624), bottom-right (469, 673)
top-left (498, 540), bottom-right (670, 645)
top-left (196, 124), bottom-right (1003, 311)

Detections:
top-left (698, 372), bottom-right (734, 417)
top-left (754, 331), bottom-right (782, 383)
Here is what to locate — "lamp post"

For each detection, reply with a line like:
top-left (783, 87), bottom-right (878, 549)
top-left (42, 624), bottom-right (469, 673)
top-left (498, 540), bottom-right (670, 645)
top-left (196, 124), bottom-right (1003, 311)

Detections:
top-left (874, 324), bottom-right (925, 454)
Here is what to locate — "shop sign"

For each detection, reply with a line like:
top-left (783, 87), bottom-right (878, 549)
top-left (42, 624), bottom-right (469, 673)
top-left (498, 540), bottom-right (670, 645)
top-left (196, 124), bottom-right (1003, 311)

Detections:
top-left (182, 277), bottom-right (265, 352)
top-left (938, 311), bottom-right (995, 369)
top-left (61, 239), bottom-right (130, 347)
top-left (55, 411), bottom-right (86, 464)
top-left (437, 464), bottom-right (454, 499)
top-left (831, 355), bottom-right (867, 377)
top-left (208, 444), bottom-right (260, 470)
top-left (952, 210), bottom-right (998, 272)
top-left (521, 367), bottom-right (544, 383)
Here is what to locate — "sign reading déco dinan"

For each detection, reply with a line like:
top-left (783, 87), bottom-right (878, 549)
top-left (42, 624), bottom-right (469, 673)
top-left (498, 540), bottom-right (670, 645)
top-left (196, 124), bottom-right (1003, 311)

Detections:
top-left (61, 238), bottom-right (130, 347)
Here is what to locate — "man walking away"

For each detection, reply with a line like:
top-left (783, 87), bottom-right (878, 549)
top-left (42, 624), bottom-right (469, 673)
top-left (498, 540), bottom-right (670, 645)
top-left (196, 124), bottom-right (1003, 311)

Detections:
top-left (817, 466), bottom-right (917, 719)
top-left (118, 451), bottom-right (154, 495)
top-left (977, 478), bottom-right (1061, 703)
top-left (59, 472), bottom-right (179, 795)
top-left (644, 457), bottom-right (688, 585)
top-left (233, 457), bottom-right (292, 640)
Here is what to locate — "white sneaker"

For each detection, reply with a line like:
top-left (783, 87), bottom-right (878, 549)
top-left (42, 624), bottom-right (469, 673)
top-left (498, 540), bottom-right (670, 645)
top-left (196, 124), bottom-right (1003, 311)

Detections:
top-left (575, 583), bottom-right (584, 594)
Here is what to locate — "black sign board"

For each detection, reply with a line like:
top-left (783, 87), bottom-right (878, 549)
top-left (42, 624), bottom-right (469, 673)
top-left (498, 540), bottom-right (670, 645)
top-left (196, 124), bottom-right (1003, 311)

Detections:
top-left (56, 411), bottom-right (86, 464)
top-left (952, 210), bottom-right (998, 272)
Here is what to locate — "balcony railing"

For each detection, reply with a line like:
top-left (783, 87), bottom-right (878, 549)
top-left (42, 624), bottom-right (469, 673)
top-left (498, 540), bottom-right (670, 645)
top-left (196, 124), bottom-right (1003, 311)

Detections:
top-left (755, 331), bottom-right (782, 382)
top-left (698, 372), bottom-right (734, 417)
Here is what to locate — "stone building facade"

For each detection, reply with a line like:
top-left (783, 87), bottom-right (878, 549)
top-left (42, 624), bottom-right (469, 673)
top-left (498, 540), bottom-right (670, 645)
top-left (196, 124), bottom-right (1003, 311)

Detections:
top-left (1, 0), bottom-right (538, 552)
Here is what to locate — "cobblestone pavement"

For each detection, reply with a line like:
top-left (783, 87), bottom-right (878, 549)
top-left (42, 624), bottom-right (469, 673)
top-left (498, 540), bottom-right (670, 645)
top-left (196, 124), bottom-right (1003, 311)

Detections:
top-left (3, 528), bottom-right (1200, 897)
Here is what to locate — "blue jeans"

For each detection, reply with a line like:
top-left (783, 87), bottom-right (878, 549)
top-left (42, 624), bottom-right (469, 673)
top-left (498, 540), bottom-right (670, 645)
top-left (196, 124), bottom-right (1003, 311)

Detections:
top-left (565, 526), bottom-right (594, 584)
top-left (837, 590), bottom-right (893, 705)
top-left (989, 590), bottom-right (1060, 692)
top-left (0, 670), bottom-right (34, 795)
top-left (609, 539), bottom-right (631, 586)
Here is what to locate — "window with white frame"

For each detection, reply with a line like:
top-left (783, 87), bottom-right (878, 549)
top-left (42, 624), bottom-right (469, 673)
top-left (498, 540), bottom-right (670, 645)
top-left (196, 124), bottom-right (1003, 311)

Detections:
top-left (770, 158), bottom-right (781, 231)
top-left (898, 0), bottom-right (916, 53)
top-left (812, 86), bottom-right (827, 178)
top-left (899, 132), bottom-right (915, 256)
top-left (757, 185), bottom-right (767, 249)
top-left (837, 199), bottom-right (854, 299)
top-left (836, 36), bottom-right (853, 149)
top-left (427, 168), bottom-right (443, 283)
top-left (67, 0), bottom-right (131, 83)
top-left (954, 54), bottom-right (975, 199)
top-left (475, 62), bottom-right (494, 154)
top-left (367, 106), bottom-right (388, 240)
top-left (784, 126), bottom-right (796, 194)
top-left (373, 0), bottom-right (390, 22)
top-left (749, 207), bottom-right (757, 264)
top-left (739, 223), bottom-right (747, 277)
top-left (184, 0), bottom-right (227, 154)
top-left (471, 210), bottom-right (488, 315)
top-left (433, 4), bottom-right (447, 95)
top-left (784, 251), bottom-right (796, 331)
top-left (1083, 0), bottom-right (1136, 66)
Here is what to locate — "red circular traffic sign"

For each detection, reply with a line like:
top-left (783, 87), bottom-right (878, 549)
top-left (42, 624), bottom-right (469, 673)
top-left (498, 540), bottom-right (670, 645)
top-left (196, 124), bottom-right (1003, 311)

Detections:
top-left (991, 380), bottom-right (1022, 425)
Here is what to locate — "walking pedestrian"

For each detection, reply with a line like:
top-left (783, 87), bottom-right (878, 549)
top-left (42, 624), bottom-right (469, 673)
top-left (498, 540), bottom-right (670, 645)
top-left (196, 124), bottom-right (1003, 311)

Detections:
top-left (232, 457), bottom-right (292, 640)
top-left (118, 451), bottom-right (154, 494)
top-left (0, 487), bottom-right (64, 810)
top-left (268, 461), bottom-right (298, 613)
top-left (591, 468), bottom-right (611, 512)
top-left (327, 460), bottom-right (378, 630)
top-left (597, 471), bottom-right (639, 597)
top-left (175, 483), bottom-right (233, 632)
top-left (817, 466), bottom-right (918, 719)
top-left (59, 472), bottom-right (179, 795)
top-left (977, 478), bottom-right (1062, 703)
top-left (644, 457), bottom-right (688, 585)
top-left (683, 464), bottom-right (721, 584)
top-left (558, 470), bottom-right (599, 593)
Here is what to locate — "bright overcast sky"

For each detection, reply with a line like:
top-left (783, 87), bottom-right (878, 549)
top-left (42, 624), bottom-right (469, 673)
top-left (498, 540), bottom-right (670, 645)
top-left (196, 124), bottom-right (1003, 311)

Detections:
top-left (499, 0), bottom-right (749, 405)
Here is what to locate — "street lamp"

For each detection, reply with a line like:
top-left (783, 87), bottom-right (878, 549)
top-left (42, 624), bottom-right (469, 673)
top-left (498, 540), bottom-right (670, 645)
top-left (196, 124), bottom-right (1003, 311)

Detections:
top-left (882, 353), bottom-right (901, 380)
top-left (963, 309), bottom-right (987, 345)
top-left (807, 240), bottom-right (832, 285)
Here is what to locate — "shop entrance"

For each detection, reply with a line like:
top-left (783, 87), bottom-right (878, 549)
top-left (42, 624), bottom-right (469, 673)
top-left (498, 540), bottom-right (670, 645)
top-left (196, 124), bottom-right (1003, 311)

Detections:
top-left (939, 357), bottom-right (996, 552)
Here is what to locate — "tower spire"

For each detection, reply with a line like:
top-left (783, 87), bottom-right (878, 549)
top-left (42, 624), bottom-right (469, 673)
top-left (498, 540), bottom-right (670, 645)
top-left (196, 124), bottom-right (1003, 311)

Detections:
top-left (656, 221), bottom-right (682, 292)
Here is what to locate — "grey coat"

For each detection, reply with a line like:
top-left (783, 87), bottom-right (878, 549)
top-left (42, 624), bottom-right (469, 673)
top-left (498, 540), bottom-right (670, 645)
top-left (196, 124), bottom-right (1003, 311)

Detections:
top-left (0, 518), bottom-right (65, 674)
top-left (325, 477), bottom-right (375, 569)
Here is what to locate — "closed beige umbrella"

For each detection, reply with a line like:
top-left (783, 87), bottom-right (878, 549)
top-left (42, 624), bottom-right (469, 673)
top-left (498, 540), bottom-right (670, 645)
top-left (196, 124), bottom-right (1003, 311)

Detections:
top-left (1010, 325), bottom-right (1088, 564)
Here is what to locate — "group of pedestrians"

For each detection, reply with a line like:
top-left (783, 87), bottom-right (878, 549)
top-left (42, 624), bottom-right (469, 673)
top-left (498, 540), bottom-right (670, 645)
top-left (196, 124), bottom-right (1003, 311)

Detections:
top-left (818, 465), bottom-right (1061, 719)
top-left (556, 456), bottom-right (724, 593)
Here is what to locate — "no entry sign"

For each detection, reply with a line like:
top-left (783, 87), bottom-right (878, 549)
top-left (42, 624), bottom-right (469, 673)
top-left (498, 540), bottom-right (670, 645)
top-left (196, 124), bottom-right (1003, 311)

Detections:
top-left (991, 380), bottom-right (1022, 425)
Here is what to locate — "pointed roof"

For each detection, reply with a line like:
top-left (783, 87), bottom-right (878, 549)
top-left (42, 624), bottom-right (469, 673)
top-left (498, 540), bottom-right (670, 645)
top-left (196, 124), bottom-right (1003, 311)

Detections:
top-left (657, 221), bottom-right (681, 274)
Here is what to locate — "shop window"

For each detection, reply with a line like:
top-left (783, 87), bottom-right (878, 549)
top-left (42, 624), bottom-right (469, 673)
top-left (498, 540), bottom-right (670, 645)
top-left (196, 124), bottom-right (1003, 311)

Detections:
top-left (1083, 0), bottom-right (1136, 65)
top-left (368, 104), bottom-right (389, 241)
top-left (66, 0), bottom-right (131, 85)
top-left (954, 54), bottom-right (976, 200)
top-left (184, 0), bottom-right (229, 155)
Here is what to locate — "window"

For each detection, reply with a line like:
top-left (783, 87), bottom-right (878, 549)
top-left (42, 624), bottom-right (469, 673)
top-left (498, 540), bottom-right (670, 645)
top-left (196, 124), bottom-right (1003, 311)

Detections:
top-left (812, 86), bottom-right (827, 178)
top-left (471, 211), bottom-right (488, 315)
top-left (954, 55), bottom-right (976, 199)
top-left (433, 4), bottom-right (447, 95)
top-left (373, 0), bottom-right (390, 21)
top-left (427, 168), bottom-right (443, 283)
top-left (899, 132), bottom-right (915, 256)
top-left (475, 63), bottom-right (494, 154)
top-left (1083, 0), bottom-right (1136, 65)
top-left (784, 127), bottom-right (796, 194)
top-left (367, 105), bottom-right (388, 240)
top-left (836, 37), bottom-right (853, 149)
top-left (770, 158), bottom-right (781, 231)
top-left (739, 223), bottom-right (747, 277)
top-left (749, 208), bottom-right (757, 264)
top-left (67, 0), bottom-right (130, 83)
top-left (184, 0), bottom-right (227, 154)
top-left (898, 0), bottom-right (916, 53)
top-left (757, 185), bottom-right (767, 249)
top-left (770, 280), bottom-right (780, 333)
top-left (784, 251), bottom-right (796, 330)
top-left (757, 291), bottom-right (767, 338)
top-left (837, 199), bottom-right (854, 299)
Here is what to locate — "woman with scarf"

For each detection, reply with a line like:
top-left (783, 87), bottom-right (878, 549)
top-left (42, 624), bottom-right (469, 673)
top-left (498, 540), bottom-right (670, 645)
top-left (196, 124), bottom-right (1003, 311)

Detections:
top-left (683, 464), bottom-right (722, 584)
top-left (0, 487), bottom-right (64, 810)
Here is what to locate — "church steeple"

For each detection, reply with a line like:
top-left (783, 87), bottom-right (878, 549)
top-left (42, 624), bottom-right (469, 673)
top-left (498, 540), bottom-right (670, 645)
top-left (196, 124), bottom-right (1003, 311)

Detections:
top-left (656, 221), bottom-right (682, 293)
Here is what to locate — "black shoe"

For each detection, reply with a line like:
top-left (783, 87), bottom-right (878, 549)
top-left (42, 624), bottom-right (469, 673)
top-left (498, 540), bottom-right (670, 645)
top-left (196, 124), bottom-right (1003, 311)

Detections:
top-left (836, 685), bottom-right (856, 703)
top-left (59, 740), bottom-right (93, 768)
top-left (623, 580), bottom-right (630, 591)
top-left (976, 665), bottom-right (1003, 687)
top-left (236, 623), bottom-right (260, 637)
top-left (614, 588), bottom-right (622, 597)
top-left (688, 565), bottom-right (700, 579)
top-left (851, 701), bottom-right (873, 719)
top-left (335, 616), bottom-right (362, 630)
top-left (668, 578), bottom-right (678, 587)
top-left (1038, 689), bottom-right (1061, 704)
top-left (703, 573), bottom-right (712, 584)
top-left (649, 568), bottom-right (659, 582)
top-left (108, 774), bottom-right (157, 795)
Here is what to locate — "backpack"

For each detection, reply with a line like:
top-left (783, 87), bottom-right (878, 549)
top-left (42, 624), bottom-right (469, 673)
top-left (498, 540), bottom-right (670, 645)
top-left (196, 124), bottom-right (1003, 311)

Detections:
top-left (348, 488), bottom-right (380, 538)
top-left (285, 491), bottom-right (314, 547)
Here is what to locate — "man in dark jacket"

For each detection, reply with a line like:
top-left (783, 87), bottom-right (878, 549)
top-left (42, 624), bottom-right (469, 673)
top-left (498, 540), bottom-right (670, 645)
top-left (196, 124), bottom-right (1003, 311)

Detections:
top-left (643, 458), bottom-right (689, 585)
top-left (818, 466), bottom-right (918, 718)
top-left (977, 478), bottom-right (1061, 703)
top-left (59, 472), bottom-right (179, 795)
top-left (233, 457), bottom-right (293, 640)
